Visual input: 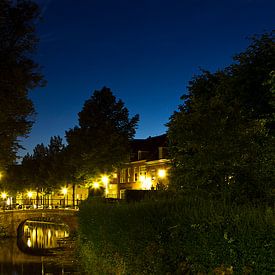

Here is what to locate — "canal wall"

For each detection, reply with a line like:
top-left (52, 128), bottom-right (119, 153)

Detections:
top-left (0, 209), bottom-right (78, 237)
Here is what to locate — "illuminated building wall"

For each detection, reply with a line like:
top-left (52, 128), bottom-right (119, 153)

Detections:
top-left (108, 134), bottom-right (171, 199)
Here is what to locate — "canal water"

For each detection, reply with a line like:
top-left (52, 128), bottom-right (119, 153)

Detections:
top-left (0, 220), bottom-right (83, 274)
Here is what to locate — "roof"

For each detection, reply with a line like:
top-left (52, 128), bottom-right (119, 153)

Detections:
top-left (130, 134), bottom-right (168, 161)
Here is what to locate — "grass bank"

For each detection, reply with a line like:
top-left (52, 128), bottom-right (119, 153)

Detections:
top-left (77, 195), bottom-right (274, 274)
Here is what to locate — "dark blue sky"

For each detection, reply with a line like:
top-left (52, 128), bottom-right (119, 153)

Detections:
top-left (21, 0), bottom-right (275, 156)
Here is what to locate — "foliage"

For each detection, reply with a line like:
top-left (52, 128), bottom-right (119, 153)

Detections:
top-left (0, 0), bottom-right (45, 169)
top-left (66, 87), bottom-right (139, 180)
top-left (77, 195), bottom-right (274, 274)
top-left (6, 136), bottom-right (67, 193)
top-left (167, 32), bottom-right (275, 202)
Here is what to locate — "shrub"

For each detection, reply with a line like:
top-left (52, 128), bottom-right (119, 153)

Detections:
top-left (77, 195), bottom-right (274, 274)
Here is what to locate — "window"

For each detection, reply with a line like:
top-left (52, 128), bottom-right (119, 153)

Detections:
top-left (134, 167), bottom-right (138, 182)
top-left (120, 169), bottom-right (126, 183)
top-left (127, 168), bottom-right (131, 182)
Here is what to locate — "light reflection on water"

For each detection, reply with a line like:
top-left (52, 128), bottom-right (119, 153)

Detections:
top-left (21, 220), bottom-right (70, 250)
top-left (0, 220), bottom-right (82, 274)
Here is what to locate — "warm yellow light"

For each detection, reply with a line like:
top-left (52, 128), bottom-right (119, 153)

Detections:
top-left (61, 187), bottom-right (68, 195)
top-left (0, 172), bottom-right (2, 180)
top-left (142, 178), bottom-right (152, 190)
top-left (1, 192), bottom-right (7, 199)
top-left (27, 238), bottom-right (31, 248)
top-left (158, 169), bottom-right (166, 178)
top-left (101, 176), bottom-right (109, 185)
top-left (93, 182), bottom-right (100, 189)
top-left (27, 191), bottom-right (33, 198)
top-left (139, 175), bottom-right (145, 182)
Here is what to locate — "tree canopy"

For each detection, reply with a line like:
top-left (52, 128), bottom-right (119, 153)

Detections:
top-left (2, 136), bottom-right (67, 194)
top-left (0, 0), bottom-right (44, 170)
top-left (66, 87), bottom-right (139, 180)
top-left (167, 32), bottom-right (275, 202)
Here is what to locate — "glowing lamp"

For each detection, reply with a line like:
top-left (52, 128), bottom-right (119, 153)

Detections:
top-left (139, 175), bottom-right (145, 182)
top-left (142, 178), bottom-right (152, 190)
top-left (158, 169), bottom-right (166, 178)
top-left (101, 176), bottom-right (109, 185)
top-left (61, 187), bottom-right (68, 195)
top-left (93, 182), bottom-right (100, 189)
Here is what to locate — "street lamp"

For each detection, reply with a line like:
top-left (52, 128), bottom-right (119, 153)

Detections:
top-left (101, 175), bottom-right (109, 197)
top-left (27, 191), bottom-right (33, 207)
top-left (1, 192), bottom-right (7, 211)
top-left (61, 187), bottom-right (68, 208)
top-left (157, 169), bottom-right (167, 190)
top-left (93, 182), bottom-right (100, 189)
top-left (158, 169), bottom-right (166, 178)
top-left (1, 192), bottom-right (7, 200)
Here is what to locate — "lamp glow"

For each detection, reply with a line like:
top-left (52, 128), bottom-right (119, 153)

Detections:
top-left (93, 182), bottom-right (100, 189)
top-left (139, 175), bottom-right (145, 182)
top-left (61, 187), bottom-right (68, 195)
top-left (142, 178), bottom-right (152, 190)
top-left (101, 176), bottom-right (109, 185)
top-left (1, 192), bottom-right (7, 199)
top-left (158, 169), bottom-right (166, 178)
top-left (101, 175), bottom-right (109, 196)
top-left (27, 191), bottom-right (33, 198)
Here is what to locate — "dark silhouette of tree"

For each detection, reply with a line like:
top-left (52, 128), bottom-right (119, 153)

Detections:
top-left (14, 136), bottom-right (66, 194)
top-left (0, 0), bottom-right (45, 170)
top-left (167, 32), bottom-right (275, 203)
top-left (66, 87), bottom-right (139, 180)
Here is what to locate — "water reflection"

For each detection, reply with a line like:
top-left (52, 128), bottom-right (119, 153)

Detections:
top-left (20, 220), bottom-right (69, 251)
top-left (0, 220), bottom-right (82, 274)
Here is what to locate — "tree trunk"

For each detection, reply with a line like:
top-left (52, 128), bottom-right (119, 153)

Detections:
top-left (72, 183), bottom-right (75, 208)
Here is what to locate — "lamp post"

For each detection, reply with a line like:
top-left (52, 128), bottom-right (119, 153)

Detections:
top-left (157, 169), bottom-right (167, 190)
top-left (62, 187), bottom-right (68, 208)
top-left (1, 192), bottom-right (7, 211)
top-left (101, 176), bottom-right (109, 198)
top-left (27, 191), bottom-right (33, 207)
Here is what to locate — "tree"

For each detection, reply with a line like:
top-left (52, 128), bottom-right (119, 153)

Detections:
top-left (66, 87), bottom-right (139, 180)
top-left (167, 32), bottom-right (275, 202)
top-left (21, 143), bottom-right (49, 192)
top-left (0, 0), bottom-right (45, 170)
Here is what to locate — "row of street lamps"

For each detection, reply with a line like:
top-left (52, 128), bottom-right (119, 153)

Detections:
top-left (0, 186), bottom-right (69, 210)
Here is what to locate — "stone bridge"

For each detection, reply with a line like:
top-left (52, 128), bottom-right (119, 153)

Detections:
top-left (0, 209), bottom-right (78, 237)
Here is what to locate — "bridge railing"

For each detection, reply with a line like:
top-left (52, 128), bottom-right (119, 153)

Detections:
top-left (0, 199), bottom-right (84, 211)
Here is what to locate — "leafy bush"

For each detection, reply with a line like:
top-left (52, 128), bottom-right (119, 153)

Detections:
top-left (77, 195), bottom-right (274, 274)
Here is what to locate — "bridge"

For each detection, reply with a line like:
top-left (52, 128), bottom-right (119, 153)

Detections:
top-left (0, 209), bottom-right (78, 237)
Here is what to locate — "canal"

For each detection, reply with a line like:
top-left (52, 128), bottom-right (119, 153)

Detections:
top-left (0, 220), bottom-right (83, 274)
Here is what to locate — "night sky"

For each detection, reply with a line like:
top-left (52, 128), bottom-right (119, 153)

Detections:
top-left (21, 0), bottom-right (275, 156)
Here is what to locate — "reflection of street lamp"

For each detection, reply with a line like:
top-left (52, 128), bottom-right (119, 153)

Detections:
top-left (62, 187), bottom-right (67, 208)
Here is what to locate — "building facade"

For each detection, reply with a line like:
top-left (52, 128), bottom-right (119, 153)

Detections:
top-left (107, 134), bottom-right (171, 199)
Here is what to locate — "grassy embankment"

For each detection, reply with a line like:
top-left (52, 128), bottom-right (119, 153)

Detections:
top-left (77, 194), bottom-right (274, 274)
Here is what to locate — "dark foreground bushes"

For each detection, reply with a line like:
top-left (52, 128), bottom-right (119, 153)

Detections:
top-left (77, 194), bottom-right (274, 274)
